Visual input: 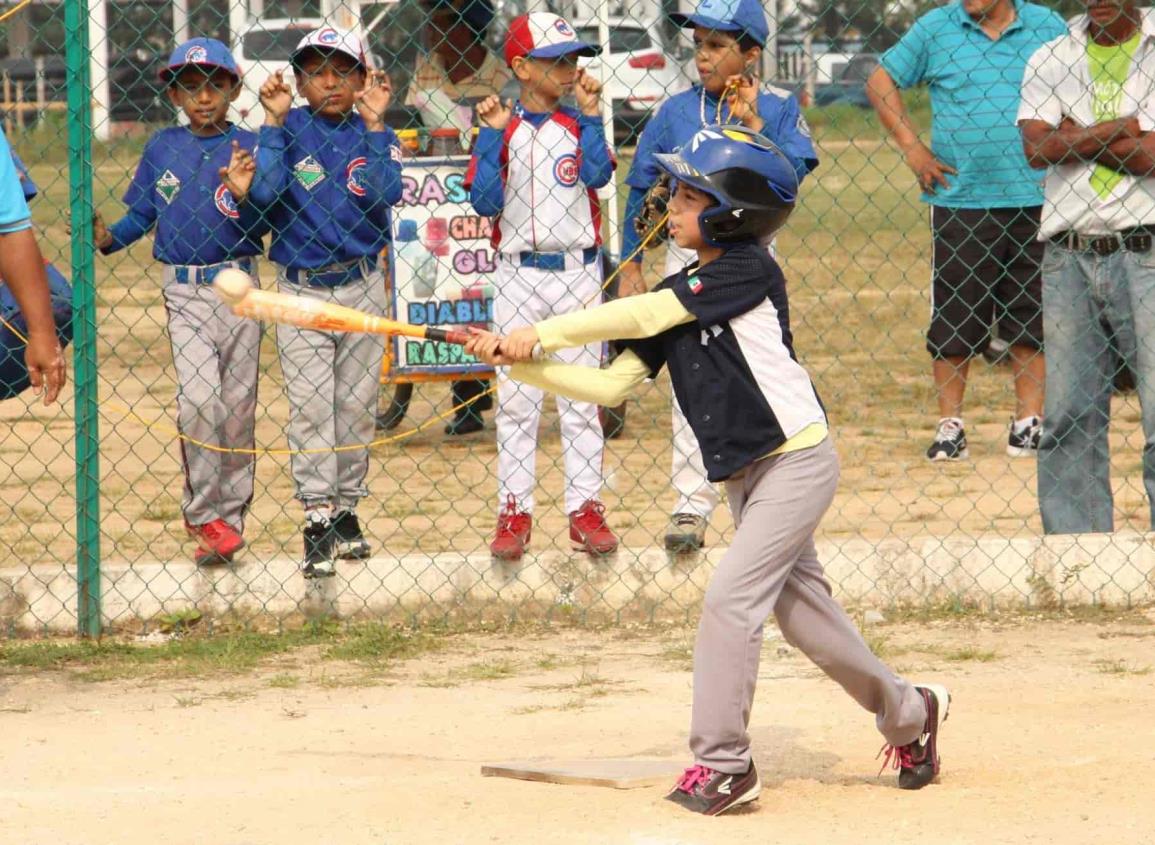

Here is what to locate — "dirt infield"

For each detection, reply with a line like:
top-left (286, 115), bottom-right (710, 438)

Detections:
top-left (2, 613), bottom-right (1153, 844)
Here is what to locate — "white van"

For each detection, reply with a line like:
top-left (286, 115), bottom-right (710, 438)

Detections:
top-left (230, 17), bottom-right (326, 129)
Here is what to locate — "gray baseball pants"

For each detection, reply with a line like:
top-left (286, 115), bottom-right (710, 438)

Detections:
top-left (690, 436), bottom-right (928, 773)
top-left (162, 263), bottom-right (261, 530)
top-left (274, 263), bottom-right (387, 511)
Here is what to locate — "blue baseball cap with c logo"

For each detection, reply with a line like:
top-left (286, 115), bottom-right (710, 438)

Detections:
top-left (670, 0), bottom-right (770, 47)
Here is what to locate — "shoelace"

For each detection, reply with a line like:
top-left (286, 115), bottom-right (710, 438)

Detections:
top-left (936, 419), bottom-right (964, 442)
top-left (875, 742), bottom-right (916, 776)
top-left (202, 521), bottom-right (230, 542)
top-left (574, 500), bottom-right (607, 527)
top-left (496, 495), bottom-right (526, 534)
top-left (675, 764), bottom-right (714, 794)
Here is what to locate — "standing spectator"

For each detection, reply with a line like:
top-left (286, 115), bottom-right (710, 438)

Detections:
top-left (867, 0), bottom-right (1066, 461)
top-left (618, 0), bottom-right (819, 552)
top-left (0, 128), bottom-right (66, 406)
top-left (247, 27), bottom-right (403, 577)
top-left (1019, 0), bottom-right (1155, 533)
top-left (467, 12), bottom-right (619, 561)
top-left (406, 0), bottom-right (509, 436)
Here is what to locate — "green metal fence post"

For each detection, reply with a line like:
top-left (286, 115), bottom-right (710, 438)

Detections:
top-left (65, 0), bottom-right (101, 638)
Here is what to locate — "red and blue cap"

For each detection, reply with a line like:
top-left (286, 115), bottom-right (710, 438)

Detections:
top-left (160, 38), bottom-right (241, 83)
top-left (670, 0), bottom-right (770, 47)
top-left (503, 12), bottom-right (600, 67)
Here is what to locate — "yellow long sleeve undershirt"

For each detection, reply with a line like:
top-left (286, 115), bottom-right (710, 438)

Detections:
top-left (507, 291), bottom-right (828, 464)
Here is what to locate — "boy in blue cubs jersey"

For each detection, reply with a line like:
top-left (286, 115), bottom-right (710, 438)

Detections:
top-left (91, 38), bottom-right (267, 567)
top-left (617, 0), bottom-right (819, 554)
top-left (244, 26), bottom-right (403, 578)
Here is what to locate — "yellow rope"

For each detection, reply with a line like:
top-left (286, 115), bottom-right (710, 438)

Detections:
top-left (1, 101), bottom-right (686, 455)
top-left (0, 0), bottom-right (32, 24)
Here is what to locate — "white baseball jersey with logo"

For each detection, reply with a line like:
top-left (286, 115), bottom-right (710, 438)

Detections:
top-left (484, 106), bottom-right (605, 254)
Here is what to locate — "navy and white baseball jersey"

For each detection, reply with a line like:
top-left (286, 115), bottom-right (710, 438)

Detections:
top-left (103, 126), bottom-right (267, 263)
top-left (466, 103), bottom-right (615, 253)
top-left (250, 108), bottom-right (403, 271)
top-left (621, 241), bottom-right (826, 481)
top-left (622, 84), bottom-right (818, 258)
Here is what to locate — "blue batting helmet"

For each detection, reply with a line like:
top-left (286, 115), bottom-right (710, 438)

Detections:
top-left (654, 125), bottom-right (798, 246)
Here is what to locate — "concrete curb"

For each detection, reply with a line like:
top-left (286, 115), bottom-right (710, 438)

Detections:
top-left (3, 531), bottom-right (1154, 633)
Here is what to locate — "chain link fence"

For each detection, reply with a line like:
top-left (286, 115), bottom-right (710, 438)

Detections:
top-left (2, 0), bottom-right (1154, 637)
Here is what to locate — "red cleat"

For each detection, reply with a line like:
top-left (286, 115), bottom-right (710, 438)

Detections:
top-left (187, 519), bottom-right (244, 563)
top-left (490, 495), bottom-right (532, 561)
top-left (569, 500), bottom-right (618, 555)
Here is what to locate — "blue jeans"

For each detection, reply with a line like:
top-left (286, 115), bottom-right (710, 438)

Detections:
top-left (1038, 242), bottom-right (1155, 533)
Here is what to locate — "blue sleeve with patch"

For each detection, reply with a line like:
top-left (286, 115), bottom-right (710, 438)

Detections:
top-left (765, 93), bottom-right (819, 180)
top-left (468, 126), bottom-right (505, 217)
top-left (881, 15), bottom-right (931, 89)
top-left (621, 187), bottom-right (648, 264)
top-left (360, 128), bottom-right (404, 215)
top-left (103, 139), bottom-right (160, 252)
top-left (0, 130), bottom-right (31, 233)
top-left (577, 115), bottom-right (614, 189)
top-left (249, 125), bottom-right (290, 210)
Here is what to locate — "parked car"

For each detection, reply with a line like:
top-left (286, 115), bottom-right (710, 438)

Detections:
top-left (571, 18), bottom-right (691, 145)
top-left (812, 52), bottom-right (879, 109)
top-left (231, 17), bottom-right (324, 128)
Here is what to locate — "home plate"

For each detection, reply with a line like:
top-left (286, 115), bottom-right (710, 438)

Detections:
top-left (481, 759), bottom-right (683, 790)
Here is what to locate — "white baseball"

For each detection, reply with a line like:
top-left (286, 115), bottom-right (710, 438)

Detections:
top-left (213, 268), bottom-right (253, 305)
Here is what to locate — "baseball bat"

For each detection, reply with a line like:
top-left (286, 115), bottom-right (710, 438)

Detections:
top-left (231, 288), bottom-right (473, 345)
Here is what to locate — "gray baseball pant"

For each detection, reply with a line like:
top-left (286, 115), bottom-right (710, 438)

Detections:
top-left (690, 436), bottom-right (928, 773)
top-left (162, 263), bottom-right (261, 530)
top-left (274, 263), bottom-right (387, 511)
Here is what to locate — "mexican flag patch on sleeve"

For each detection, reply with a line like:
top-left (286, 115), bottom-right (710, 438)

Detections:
top-left (687, 274), bottom-right (703, 295)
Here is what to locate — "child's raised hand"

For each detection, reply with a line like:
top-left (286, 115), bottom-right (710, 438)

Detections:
top-left (476, 95), bottom-right (512, 131)
top-left (724, 73), bottom-right (762, 130)
top-left (355, 69), bottom-right (393, 131)
top-left (219, 140), bottom-right (256, 202)
top-left (92, 212), bottom-right (112, 250)
top-left (464, 330), bottom-right (506, 365)
top-left (501, 326), bottom-right (542, 363)
top-left (575, 69), bottom-right (602, 117)
top-left (259, 71), bottom-right (293, 126)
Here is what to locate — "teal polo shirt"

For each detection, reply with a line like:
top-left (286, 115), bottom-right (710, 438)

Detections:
top-left (0, 129), bottom-right (32, 234)
top-left (881, 0), bottom-right (1067, 208)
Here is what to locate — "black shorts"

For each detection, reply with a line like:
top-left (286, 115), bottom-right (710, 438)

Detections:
top-left (927, 206), bottom-right (1045, 359)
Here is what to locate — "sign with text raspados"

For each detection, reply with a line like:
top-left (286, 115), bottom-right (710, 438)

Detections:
top-left (390, 156), bottom-right (495, 375)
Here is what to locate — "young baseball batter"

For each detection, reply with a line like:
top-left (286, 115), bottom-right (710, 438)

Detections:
top-left (465, 11), bottom-right (618, 561)
top-left (467, 126), bottom-right (950, 816)
top-left (245, 27), bottom-right (402, 578)
top-left (619, 0), bottom-right (819, 553)
top-left (91, 39), bottom-right (266, 566)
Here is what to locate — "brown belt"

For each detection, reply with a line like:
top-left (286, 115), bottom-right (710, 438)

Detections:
top-left (1050, 226), bottom-right (1155, 256)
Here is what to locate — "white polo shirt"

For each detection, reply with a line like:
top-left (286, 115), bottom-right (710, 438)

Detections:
top-left (1018, 9), bottom-right (1155, 237)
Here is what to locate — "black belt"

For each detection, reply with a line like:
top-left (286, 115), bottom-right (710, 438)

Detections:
top-left (1050, 227), bottom-right (1155, 256)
